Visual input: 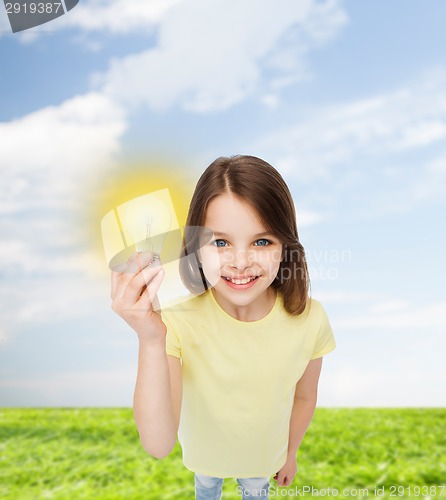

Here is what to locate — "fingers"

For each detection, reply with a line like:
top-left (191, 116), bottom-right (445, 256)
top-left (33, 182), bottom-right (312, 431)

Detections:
top-left (136, 267), bottom-right (165, 312)
top-left (146, 266), bottom-right (165, 306)
top-left (111, 251), bottom-right (163, 305)
top-left (111, 251), bottom-right (157, 296)
top-left (125, 261), bottom-right (163, 304)
top-left (272, 471), bottom-right (294, 487)
top-left (127, 251), bottom-right (156, 275)
top-left (111, 252), bottom-right (139, 298)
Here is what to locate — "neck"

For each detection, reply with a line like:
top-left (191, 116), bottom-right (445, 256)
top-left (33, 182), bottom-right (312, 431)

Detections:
top-left (211, 287), bottom-right (277, 322)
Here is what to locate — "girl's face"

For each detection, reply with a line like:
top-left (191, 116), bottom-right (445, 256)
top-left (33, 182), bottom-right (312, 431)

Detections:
top-left (199, 193), bottom-right (283, 317)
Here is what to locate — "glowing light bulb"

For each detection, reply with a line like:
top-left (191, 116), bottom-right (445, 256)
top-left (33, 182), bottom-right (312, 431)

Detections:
top-left (101, 188), bottom-right (175, 271)
top-left (101, 188), bottom-right (217, 310)
top-left (121, 194), bottom-right (172, 256)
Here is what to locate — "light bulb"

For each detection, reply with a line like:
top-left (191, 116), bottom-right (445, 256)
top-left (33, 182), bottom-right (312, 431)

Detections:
top-left (121, 193), bottom-right (172, 256)
top-left (101, 188), bottom-right (216, 310)
top-left (101, 188), bottom-right (174, 271)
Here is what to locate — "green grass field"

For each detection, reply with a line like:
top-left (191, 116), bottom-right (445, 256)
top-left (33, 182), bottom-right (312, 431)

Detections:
top-left (1, 408), bottom-right (445, 499)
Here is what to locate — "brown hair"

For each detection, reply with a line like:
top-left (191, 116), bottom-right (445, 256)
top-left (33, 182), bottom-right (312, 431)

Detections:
top-left (180, 155), bottom-right (311, 315)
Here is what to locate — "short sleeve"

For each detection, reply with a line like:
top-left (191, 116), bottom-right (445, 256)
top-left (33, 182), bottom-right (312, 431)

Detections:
top-left (162, 311), bottom-right (182, 359)
top-left (311, 302), bottom-right (336, 360)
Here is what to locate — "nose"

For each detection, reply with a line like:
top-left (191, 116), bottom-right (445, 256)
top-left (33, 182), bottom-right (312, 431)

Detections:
top-left (230, 248), bottom-right (251, 270)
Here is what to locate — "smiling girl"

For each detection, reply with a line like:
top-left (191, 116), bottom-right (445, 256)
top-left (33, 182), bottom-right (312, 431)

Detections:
top-left (111, 155), bottom-right (336, 500)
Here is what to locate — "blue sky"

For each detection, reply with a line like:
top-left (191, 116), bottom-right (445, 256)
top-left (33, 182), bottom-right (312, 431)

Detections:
top-left (0, 0), bottom-right (445, 407)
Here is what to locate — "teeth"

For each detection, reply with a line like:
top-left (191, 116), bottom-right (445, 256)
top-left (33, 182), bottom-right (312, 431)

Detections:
top-left (224, 276), bottom-right (257, 285)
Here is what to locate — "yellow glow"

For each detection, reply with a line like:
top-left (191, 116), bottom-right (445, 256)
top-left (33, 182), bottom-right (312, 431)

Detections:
top-left (83, 158), bottom-right (196, 266)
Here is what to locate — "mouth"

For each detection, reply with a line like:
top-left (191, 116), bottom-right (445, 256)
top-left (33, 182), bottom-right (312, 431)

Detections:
top-left (222, 275), bottom-right (260, 285)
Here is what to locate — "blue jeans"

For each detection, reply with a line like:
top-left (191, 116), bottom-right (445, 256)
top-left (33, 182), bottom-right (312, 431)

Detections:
top-left (194, 473), bottom-right (270, 500)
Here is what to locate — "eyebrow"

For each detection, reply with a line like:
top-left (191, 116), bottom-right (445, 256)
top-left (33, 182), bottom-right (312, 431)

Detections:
top-left (212, 231), bottom-right (275, 238)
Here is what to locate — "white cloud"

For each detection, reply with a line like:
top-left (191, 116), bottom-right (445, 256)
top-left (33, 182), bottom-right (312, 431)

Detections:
top-left (318, 295), bottom-right (446, 406)
top-left (61, 0), bottom-right (183, 33)
top-left (0, 259), bottom-right (111, 346)
top-left (394, 120), bottom-right (446, 150)
top-left (4, 275), bottom-right (109, 325)
top-left (249, 69), bottom-right (446, 216)
top-left (0, 92), bottom-right (127, 341)
top-left (0, 0), bottom-right (184, 38)
top-left (316, 291), bottom-right (382, 303)
top-left (260, 94), bottom-right (280, 110)
top-left (320, 361), bottom-right (445, 407)
top-left (411, 154), bottom-right (446, 203)
top-left (296, 209), bottom-right (331, 226)
top-left (0, 91), bottom-right (126, 213)
top-left (368, 300), bottom-right (409, 315)
top-left (99, 0), bottom-right (347, 112)
top-left (4, 1), bottom-right (347, 114)
top-left (253, 71), bottom-right (446, 179)
top-left (334, 302), bottom-right (446, 330)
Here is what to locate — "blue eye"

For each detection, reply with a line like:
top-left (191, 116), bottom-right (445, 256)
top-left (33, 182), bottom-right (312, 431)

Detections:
top-left (212, 239), bottom-right (228, 247)
top-left (254, 239), bottom-right (271, 247)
